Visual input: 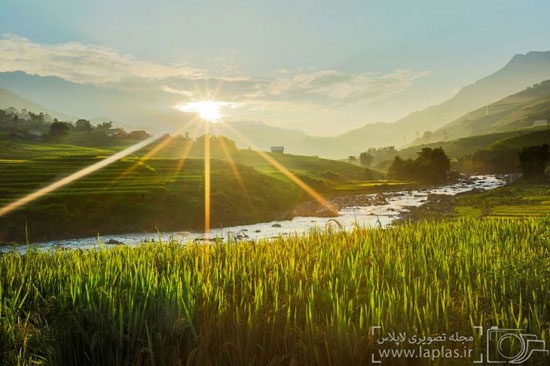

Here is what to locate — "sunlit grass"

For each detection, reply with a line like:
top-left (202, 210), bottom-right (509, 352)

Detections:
top-left (1, 218), bottom-right (549, 365)
top-left (490, 205), bottom-right (550, 217)
top-left (0, 135), bottom-right (165, 218)
top-left (454, 206), bottom-right (482, 218)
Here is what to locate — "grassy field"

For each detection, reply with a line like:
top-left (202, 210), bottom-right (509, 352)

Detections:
top-left (0, 155), bottom-right (304, 243)
top-left (1, 218), bottom-right (548, 365)
top-left (0, 137), bottom-right (388, 243)
top-left (456, 181), bottom-right (550, 218)
top-left (488, 129), bottom-right (550, 151)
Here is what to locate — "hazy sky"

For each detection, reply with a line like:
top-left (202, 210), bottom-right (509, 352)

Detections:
top-left (1, 0), bottom-right (550, 135)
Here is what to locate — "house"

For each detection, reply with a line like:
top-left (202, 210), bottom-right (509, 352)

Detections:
top-left (532, 120), bottom-right (549, 127)
top-left (127, 130), bottom-right (151, 140)
top-left (271, 146), bottom-right (284, 154)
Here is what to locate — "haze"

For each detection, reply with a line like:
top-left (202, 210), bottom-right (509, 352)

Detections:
top-left (1, 0), bottom-right (550, 135)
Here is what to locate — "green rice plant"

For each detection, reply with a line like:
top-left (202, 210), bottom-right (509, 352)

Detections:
top-left (490, 205), bottom-right (550, 217)
top-left (1, 218), bottom-right (549, 365)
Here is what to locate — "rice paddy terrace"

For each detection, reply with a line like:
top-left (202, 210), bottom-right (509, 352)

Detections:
top-left (0, 138), bottom-right (385, 243)
top-left (0, 153), bottom-right (305, 243)
top-left (455, 182), bottom-right (550, 218)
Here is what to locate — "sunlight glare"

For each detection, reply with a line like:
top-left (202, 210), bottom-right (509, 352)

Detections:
top-left (177, 101), bottom-right (231, 123)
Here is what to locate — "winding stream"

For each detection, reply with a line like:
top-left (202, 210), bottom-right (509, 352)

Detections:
top-left (0, 175), bottom-right (507, 254)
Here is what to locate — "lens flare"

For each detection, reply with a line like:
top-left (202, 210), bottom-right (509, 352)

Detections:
top-left (110, 123), bottom-right (191, 184)
top-left (204, 124), bottom-right (211, 235)
top-left (217, 137), bottom-right (248, 194)
top-left (217, 123), bottom-right (338, 215)
top-left (177, 101), bottom-right (232, 123)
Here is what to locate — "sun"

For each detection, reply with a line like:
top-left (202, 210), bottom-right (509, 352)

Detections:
top-left (177, 101), bottom-right (226, 122)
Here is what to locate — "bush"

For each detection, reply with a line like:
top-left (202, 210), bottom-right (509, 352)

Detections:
top-left (518, 144), bottom-right (549, 178)
top-left (388, 147), bottom-right (450, 184)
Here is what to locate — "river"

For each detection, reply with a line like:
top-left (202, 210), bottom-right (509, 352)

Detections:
top-left (0, 175), bottom-right (507, 254)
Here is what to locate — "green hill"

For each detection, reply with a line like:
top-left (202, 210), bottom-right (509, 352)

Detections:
top-left (0, 155), bottom-right (309, 243)
top-left (396, 127), bottom-right (550, 175)
top-left (488, 129), bottom-right (550, 151)
top-left (398, 127), bottom-right (550, 160)
top-left (0, 135), bottom-right (385, 242)
top-left (413, 80), bottom-right (550, 143)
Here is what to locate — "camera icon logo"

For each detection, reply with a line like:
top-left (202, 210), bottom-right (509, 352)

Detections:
top-left (486, 326), bottom-right (549, 364)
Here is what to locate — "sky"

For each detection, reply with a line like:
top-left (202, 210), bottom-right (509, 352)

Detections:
top-left (1, 0), bottom-right (550, 135)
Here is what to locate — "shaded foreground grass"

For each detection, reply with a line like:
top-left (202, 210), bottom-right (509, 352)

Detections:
top-left (1, 219), bottom-right (549, 365)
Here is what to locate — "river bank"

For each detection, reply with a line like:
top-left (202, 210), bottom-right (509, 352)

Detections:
top-left (396, 174), bottom-right (518, 222)
top-left (0, 175), bottom-right (507, 253)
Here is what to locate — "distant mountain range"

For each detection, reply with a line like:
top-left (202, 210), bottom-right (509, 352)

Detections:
top-left (0, 87), bottom-right (71, 121)
top-left (415, 79), bottom-right (550, 144)
top-left (339, 51), bottom-right (550, 150)
top-left (1, 51), bottom-right (550, 158)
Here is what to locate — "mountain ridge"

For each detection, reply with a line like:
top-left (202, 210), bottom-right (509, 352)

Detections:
top-left (0, 87), bottom-right (72, 121)
top-left (1, 50), bottom-right (550, 158)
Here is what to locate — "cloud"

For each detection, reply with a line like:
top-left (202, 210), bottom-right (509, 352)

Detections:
top-left (0, 34), bottom-right (427, 109)
top-left (260, 69), bottom-right (428, 106)
top-left (159, 69), bottom-right (426, 109)
top-left (0, 34), bottom-right (203, 84)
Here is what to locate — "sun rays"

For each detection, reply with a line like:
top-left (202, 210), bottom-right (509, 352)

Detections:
top-left (100, 121), bottom-right (199, 190)
top-left (203, 121), bottom-right (211, 235)
top-left (0, 134), bottom-right (166, 218)
top-left (214, 122), bottom-right (338, 216)
top-left (0, 87), bottom-right (337, 236)
top-left (216, 136), bottom-right (248, 194)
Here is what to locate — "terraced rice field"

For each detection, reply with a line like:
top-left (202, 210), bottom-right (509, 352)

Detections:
top-left (488, 193), bottom-right (550, 217)
top-left (0, 153), bottom-right (308, 243)
top-left (0, 157), bottom-right (204, 206)
top-left (456, 182), bottom-right (550, 219)
top-left (489, 204), bottom-right (550, 217)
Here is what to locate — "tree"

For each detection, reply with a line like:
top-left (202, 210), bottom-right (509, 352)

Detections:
top-left (456, 149), bottom-right (519, 174)
top-left (518, 144), bottom-right (549, 178)
top-left (387, 148), bottom-right (450, 184)
top-left (49, 121), bottom-right (71, 141)
top-left (75, 119), bottom-right (92, 132)
top-left (388, 156), bottom-right (407, 179)
top-left (359, 146), bottom-right (398, 170)
top-left (96, 121), bottom-right (113, 130)
top-left (359, 152), bottom-right (374, 167)
top-left (415, 147), bottom-right (450, 184)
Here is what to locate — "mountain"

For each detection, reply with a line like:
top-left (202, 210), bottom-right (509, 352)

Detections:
top-left (2, 51), bottom-right (550, 159)
top-left (334, 51), bottom-right (550, 152)
top-left (231, 51), bottom-right (550, 158)
top-left (416, 79), bottom-right (550, 143)
top-left (0, 71), bottom-right (169, 130)
top-left (0, 87), bottom-right (71, 120)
